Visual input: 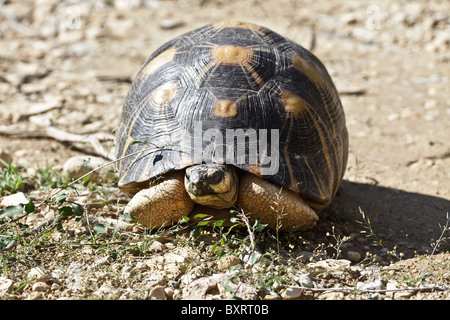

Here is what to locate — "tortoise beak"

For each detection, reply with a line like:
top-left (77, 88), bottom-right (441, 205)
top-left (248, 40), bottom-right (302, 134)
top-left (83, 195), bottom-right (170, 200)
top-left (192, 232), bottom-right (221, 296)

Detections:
top-left (187, 181), bottom-right (203, 196)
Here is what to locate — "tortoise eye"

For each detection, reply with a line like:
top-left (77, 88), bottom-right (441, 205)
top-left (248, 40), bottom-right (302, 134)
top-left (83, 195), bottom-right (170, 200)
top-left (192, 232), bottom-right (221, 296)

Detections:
top-left (207, 171), bottom-right (223, 184)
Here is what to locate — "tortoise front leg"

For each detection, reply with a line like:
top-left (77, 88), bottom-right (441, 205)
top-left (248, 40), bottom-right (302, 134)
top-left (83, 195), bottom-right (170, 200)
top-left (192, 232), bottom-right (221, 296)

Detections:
top-left (124, 171), bottom-right (194, 229)
top-left (237, 173), bottom-right (319, 232)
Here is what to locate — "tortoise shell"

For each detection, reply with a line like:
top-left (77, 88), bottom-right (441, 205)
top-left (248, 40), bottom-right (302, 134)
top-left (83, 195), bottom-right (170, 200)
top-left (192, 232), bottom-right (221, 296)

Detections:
top-left (116, 21), bottom-right (348, 210)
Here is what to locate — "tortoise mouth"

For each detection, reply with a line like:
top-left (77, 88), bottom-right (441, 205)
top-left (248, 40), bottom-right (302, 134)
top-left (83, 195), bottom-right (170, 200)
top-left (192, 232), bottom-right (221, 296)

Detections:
top-left (184, 164), bottom-right (238, 208)
top-left (187, 182), bottom-right (214, 197)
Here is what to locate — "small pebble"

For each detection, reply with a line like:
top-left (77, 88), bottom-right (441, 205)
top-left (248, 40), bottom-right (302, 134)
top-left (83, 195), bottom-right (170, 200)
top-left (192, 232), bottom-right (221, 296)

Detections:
top-left (347, 251), bottom-right (361, 262)
top-left (356, 278), bottom-right (385, 291)
top-left (149, 241), bottom-right (166, 253)
top-left (322, 291), bottom-right (345, 300)
top-left (297, 273), bottom-right (314, 288)
top-left (149, 285), bottom-right (167, 300)
top-left (159, 19), bottom-right (185, 30)
top-left (164, 287), bottom-right (174, 299)
top-left (0, 192), bottom-right (29, 207)
top-left (32, 282), bottom-right (50, 292)
top-left (0, 277), bottom-right (14, 295)
top-left (395, 290), bottom-right (416, 299)
top-left (281, 287), bottom-right (302, 300)
top-left (27, 292), bottom-right (44, 300)
top-left (51, 283), bottom-right (61, 291)
top-left (28, 267), bottom-right (50, 283)
top-left (217, 255), bottom-right (241, 271)
top-left (263, 291), bottom-right (281, 300)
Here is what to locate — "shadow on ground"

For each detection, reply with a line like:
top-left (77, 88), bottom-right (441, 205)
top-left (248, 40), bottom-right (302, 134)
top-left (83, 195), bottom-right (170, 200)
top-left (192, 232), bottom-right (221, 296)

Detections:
top-left (332, 180), bottom-right (450, 258)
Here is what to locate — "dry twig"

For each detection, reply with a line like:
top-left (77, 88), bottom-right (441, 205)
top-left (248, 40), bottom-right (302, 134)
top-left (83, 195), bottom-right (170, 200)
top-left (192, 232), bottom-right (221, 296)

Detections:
top-left (0, 123), bottom-right (114, 160)
top-left (237, 209), bottom-right (255, 251)
top-left (284, 284), bottom-right (450, 294)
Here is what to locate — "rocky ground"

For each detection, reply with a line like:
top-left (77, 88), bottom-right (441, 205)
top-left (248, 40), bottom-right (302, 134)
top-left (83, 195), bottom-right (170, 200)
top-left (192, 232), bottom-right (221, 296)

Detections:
top-left (0, 0), bottom-right (449, 301)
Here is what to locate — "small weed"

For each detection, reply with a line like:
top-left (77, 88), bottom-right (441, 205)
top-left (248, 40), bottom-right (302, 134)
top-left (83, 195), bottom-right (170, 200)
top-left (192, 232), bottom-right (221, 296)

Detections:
top-left (33, 166), bottom-right (70, 191)
top-left (181, 212), bottom-right (264, 259)
top-left (428, 212), bottom-right (449, 256)
top-left (356, 207), bottom-right (384, 248)
top-left (0, 159), bottom-right (23, 195)
top-left (326, 225), bottom-right (351, 259)
top-left (257, 266), bottom-right (289, 291)
top-left (418, 212), bottom-right (450, 278)
top-left (270, 189), bottom-right (286, 258)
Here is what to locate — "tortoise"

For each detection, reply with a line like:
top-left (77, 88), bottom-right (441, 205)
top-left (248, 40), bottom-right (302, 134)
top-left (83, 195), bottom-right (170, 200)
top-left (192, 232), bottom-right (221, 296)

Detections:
top-left (116, 21), bottom-right (348, 232)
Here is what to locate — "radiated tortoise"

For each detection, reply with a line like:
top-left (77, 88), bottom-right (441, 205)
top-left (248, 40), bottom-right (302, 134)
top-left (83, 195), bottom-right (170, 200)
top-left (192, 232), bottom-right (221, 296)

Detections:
top-left (116, 21), bottom-right (348, 232)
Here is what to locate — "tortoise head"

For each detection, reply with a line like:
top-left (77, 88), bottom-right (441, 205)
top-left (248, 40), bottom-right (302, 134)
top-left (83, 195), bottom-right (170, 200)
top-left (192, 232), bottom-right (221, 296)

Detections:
top-left (184, 164), bottom-right (238, 209)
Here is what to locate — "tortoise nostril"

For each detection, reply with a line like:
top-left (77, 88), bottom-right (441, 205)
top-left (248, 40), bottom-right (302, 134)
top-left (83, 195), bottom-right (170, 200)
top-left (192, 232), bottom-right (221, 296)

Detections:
top-left (188, 182), bottom-right (205, 196)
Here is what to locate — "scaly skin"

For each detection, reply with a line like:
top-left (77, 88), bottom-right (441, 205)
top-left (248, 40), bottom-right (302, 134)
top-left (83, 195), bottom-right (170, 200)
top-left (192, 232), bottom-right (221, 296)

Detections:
top-left (237, 173), bottom-right (319, 232)
top-left (125, 167), bottom-right (318, 232)
top-left (124, 171), bottom-right (194, 228)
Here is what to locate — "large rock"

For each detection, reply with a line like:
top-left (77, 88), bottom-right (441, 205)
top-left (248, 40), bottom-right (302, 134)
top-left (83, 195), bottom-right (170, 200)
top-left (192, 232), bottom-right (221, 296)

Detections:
top-left (62, 156), bottom-right (115, 183)
top-left (0, 192), bottom-right (29, 207)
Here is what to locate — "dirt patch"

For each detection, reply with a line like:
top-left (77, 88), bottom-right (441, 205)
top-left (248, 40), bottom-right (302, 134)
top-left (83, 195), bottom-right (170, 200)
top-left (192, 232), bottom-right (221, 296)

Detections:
top-left (0, 0), bottom-right (449, 301)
